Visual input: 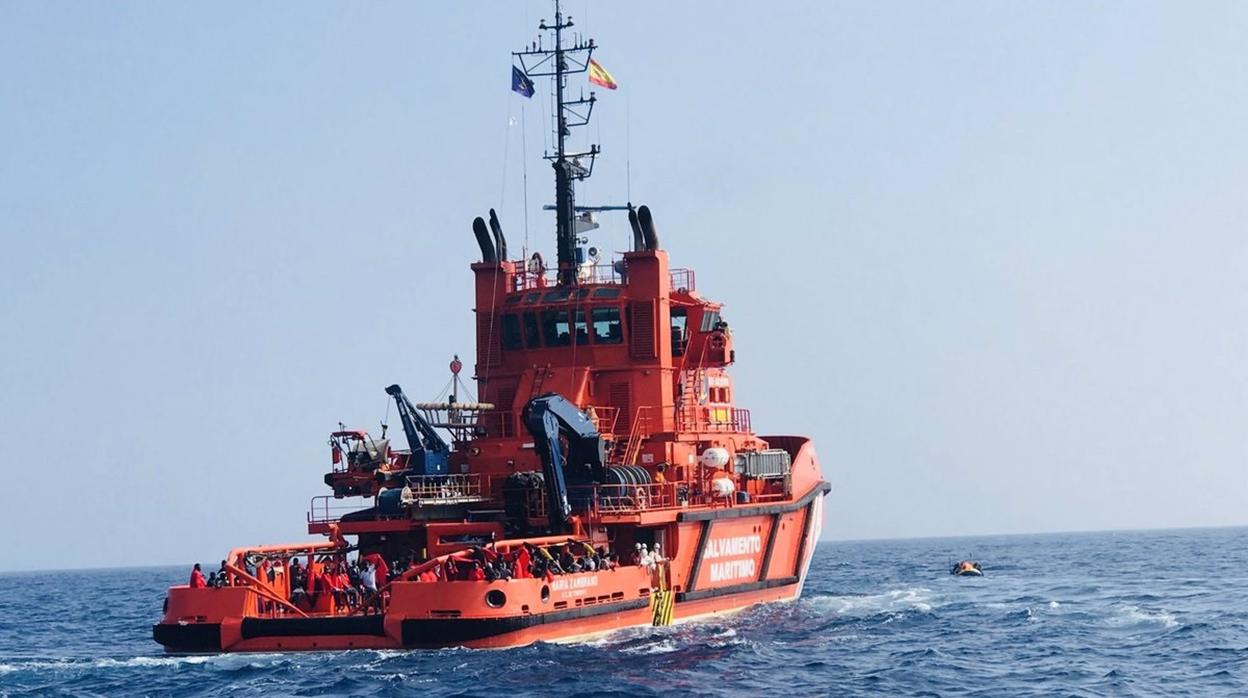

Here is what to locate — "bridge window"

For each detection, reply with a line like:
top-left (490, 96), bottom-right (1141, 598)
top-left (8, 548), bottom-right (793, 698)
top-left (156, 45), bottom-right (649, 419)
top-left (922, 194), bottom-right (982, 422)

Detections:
top-left (593, 288), bottom-right (622, 299)
top-left (700, 309), bottom-right (721, 332)
top-left (592, 307), bottom-right (622, 344)
top-left (501, 314), bottom-right (522, 350)
top-left (671, 308), bottom-right (688, 356)
top-left (523, 312), bottom-right (541, 348)
top-left (542, 310), bottom-right (571, 346)
top-left (542, 289), bottom-right (571, 303)
top-left (573, 309), bottom-right (589, 345)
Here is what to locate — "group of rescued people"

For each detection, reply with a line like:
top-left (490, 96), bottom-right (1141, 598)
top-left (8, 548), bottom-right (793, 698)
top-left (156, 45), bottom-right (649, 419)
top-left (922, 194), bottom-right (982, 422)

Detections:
top-left (391, 538), bottom-right (631, 584)
top-left (436, 539), bottom-right (621, 583)
top-left (186, 537), bottom-right (651, 611)
top-left (629, 542), bottom-right (665, 571)
top-left (187, 552), bottom-right (393, 615)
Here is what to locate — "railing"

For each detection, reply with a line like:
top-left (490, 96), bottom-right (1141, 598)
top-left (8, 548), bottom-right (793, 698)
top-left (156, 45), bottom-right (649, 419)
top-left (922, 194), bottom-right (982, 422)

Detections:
top-left (621, 406), bottom-right (653, 465)
top-left (308, 496), bottom-right (369, 524)
top-left (403, 473), bottom-right (484, 504)
top-left (669, 268), bottom-right (695, 293)
top-left (512, 264), bottom-right (696, 294)
top-left (572, 482), bottom-right (706, 516)
top-left (585, 405), bottom-right (621, 438)
top-left (676, 404), bottom-right (752, 433)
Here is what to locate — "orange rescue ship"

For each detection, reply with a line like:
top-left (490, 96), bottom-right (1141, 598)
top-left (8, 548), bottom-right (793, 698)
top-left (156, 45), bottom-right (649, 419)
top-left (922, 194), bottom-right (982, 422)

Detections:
top-left (154, 3), bottom-right (830, 652)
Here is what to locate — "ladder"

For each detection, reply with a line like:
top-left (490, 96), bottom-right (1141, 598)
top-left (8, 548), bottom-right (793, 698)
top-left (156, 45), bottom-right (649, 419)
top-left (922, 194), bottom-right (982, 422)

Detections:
top-left (528, 364), bottom-right (549, 399)
top-left (622, 405), bottom-right (651, 465)
top-left (649, 561), bottom-right (674, 626)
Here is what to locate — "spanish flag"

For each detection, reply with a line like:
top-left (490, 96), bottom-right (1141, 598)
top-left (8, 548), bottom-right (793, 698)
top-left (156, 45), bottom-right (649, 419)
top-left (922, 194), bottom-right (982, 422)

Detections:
top-left (588, 58), bottom-right (618, 90)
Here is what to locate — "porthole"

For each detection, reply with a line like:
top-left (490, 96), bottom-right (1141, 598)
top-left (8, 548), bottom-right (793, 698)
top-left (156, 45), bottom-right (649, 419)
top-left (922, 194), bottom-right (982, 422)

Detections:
top-left (540, 585), bottom-right (551, 603)
top-left (486, 589), bottom-right (507, 608)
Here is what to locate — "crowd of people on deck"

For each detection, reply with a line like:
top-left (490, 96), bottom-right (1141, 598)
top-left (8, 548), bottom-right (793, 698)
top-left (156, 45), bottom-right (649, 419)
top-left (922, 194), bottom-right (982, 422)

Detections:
top-left (186, 538), bottom-right (664, 614)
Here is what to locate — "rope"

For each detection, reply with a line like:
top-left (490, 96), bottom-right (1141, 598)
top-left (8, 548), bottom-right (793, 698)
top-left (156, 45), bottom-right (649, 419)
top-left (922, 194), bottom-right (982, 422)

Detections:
top-left (522, 102), bottom-right (530, 254)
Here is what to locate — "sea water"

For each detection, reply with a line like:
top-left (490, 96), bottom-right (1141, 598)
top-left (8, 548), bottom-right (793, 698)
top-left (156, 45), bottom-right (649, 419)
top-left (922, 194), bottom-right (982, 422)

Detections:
top-left (1, 527), bottom-right (1244, 696)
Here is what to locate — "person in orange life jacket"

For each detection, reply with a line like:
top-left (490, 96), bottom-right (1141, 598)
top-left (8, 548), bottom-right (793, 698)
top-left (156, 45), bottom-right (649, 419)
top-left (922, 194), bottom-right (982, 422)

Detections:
top-left (304, 556), bottom-right (321, 608)
top-left (189, 563), bottom-right (207, 589)
top-left (338, 566), bottom-right (357, 606)
top-left (514, 546), bottom-right (532, 578)
top-left (319, 563), bottom-right (340, 606)
top-left (469, 562), bottom-right (486, 581)
top-left (654, 463), bottom-right (667, 484)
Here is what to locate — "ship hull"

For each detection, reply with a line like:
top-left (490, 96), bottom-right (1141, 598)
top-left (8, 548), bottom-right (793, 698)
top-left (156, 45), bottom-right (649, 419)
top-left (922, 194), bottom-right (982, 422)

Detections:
top-left (154, 482), bottom-right (829, 653)
top-left (153, 580), bottom-right (805, 652)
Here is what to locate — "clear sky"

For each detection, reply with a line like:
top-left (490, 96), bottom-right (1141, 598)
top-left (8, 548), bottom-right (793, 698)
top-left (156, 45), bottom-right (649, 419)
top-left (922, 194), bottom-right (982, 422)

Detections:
top-left (2, 2), bottom-right (1245, 572)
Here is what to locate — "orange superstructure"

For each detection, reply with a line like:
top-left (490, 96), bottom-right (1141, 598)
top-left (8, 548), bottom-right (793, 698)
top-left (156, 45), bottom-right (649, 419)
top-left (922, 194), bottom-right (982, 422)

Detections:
top-left (154, 3), bottom-right (830, 653)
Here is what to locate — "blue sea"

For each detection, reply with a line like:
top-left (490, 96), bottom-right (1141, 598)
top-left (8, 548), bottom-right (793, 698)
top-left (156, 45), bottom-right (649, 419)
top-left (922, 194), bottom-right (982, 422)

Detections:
top-left (1, 527), bottom-right (1245, 696)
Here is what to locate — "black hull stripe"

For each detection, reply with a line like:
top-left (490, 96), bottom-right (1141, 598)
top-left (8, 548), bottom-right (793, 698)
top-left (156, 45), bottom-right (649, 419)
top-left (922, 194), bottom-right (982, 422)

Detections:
top-left (684, 519), bottom-right (712, 593)
top-left (401, 598), bottom-right (651, 645)
top-left (758, 512), bottom-right (781, 582)
top-left (675, 576), bottom-right (799, 603)
top-left (793, 499), bottom-right (817, 578)
top-left (675, 482), bottom-right (830, 522)
top-left (241, 615), bottom-right (387, 639)
top-left (152, 623), bottom-right (222, 652)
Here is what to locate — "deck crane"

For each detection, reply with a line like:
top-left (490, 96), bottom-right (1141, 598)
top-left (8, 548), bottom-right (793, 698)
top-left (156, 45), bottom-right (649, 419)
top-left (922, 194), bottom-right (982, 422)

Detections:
top-left (385, 384), bottom-right (450, 476)
top-left (521, 393), bottom-right (607, 533)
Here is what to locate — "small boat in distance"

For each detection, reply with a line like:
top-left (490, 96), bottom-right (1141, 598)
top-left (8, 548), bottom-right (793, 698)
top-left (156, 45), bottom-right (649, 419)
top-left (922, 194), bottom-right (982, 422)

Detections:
top-left (951, 560), bottom-right (984, 576)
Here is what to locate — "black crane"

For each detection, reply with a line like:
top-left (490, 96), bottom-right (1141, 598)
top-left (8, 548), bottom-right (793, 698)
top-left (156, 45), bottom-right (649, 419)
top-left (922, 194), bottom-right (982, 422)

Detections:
top-left (385, 384), bottom-right (450, 476)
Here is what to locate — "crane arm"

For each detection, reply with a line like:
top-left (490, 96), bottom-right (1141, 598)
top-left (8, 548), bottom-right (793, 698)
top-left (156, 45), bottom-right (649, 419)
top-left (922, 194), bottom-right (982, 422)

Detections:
top-left (385, 384), bottom-right (450, 475)
top-left (522, 393), bottom-right (606, 532)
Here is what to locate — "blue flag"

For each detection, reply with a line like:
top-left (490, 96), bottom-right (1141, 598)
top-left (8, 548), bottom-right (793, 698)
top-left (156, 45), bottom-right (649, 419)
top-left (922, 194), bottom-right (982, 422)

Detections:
top-left (512, 66), bottom-right (535, 99)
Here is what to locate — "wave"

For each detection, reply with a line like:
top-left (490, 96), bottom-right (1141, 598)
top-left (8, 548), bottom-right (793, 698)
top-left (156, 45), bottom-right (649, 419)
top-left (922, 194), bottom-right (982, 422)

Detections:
top-left (619, 639), bottom-right (680, 655)
top-left (806, 587), bottom-right (935, 616)
top-left (0, 653), bottom-right (298, 675)
top-left (1108, 605), bottom-right (1179, 629)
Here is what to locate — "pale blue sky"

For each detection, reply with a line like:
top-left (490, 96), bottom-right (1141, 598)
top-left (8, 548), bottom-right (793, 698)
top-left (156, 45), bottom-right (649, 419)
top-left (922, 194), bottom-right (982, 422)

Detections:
top-left (2, 2), bottom-right (1245, 572)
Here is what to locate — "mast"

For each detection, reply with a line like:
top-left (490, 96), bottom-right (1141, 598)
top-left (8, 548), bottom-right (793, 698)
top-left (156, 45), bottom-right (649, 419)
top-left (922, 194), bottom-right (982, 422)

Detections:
top-left (513, 0), bottom-right (600, 286)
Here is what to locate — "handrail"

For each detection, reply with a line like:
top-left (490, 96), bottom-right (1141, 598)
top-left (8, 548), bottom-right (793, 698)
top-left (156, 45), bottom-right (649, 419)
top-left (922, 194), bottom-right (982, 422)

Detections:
top-left (512, 264), bottom-right (696, 293)
top-left (622, 405), bottom-right (652, 465)
top-left (222, 562), bottom-right (309, 618)
top-left (573, 481), bottom-right (703, 515)
top-left (308, 496), bottom-right (371, 524)
top-left (402, 473), bottom-right (483, 503)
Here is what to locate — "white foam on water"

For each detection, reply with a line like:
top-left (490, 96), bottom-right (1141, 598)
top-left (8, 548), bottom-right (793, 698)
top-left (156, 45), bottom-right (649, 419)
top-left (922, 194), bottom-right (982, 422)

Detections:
top-left (1048, 601), bottom-right (1062, 609)
top-left (0, 655), bottom-right (216, 674)
top-left (620, 639), bottom-right (679, 655)
top-left (808, 587), bottom-right (935, 617)
top-left (1109, 605), bottom-right (1178, 629)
